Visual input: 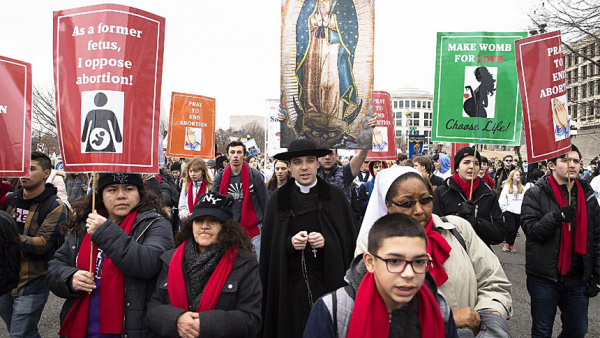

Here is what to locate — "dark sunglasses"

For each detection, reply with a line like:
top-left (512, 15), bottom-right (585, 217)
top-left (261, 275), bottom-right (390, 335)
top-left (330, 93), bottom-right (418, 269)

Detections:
top-left (388, 196), bottom-right (433, 209)
top-left (504, 159), bottom-right (513, 162)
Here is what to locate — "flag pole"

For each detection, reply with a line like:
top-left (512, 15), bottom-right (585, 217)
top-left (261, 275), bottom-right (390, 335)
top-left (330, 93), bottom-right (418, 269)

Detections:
top-left (90, 173), bottom-right (97, 274)
top-left (469, 144), bottom-right (478, 200)
top-left (566, 152), bottom-right (572, 231)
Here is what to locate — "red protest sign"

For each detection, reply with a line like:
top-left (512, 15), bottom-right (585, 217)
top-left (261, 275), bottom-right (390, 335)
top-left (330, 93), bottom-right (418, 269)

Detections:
top-left (451, 143), bottom-right (470, 168)
top-left (0, 56), bottom-right (31, 177)
top-left (53, 4), bottom-right (165, 173)
top-left (516, 31), bottom-right (571, 163)
top-left (366, 91), bottom-right (397, 161)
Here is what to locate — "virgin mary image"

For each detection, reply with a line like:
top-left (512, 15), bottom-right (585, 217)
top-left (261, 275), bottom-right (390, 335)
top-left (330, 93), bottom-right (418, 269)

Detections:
top-left (280, 0), bottom-right (374, 148)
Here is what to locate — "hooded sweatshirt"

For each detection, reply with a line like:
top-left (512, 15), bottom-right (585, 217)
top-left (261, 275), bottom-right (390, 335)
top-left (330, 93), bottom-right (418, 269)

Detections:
top-left (2, 183), bottom-right (67, 296)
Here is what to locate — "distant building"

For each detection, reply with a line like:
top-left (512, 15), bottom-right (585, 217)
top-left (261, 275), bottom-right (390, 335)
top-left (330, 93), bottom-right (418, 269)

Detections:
top-left (564, 32), bottom-right (600, 159)
top-left (389, 87), bottom-right (434, 151)
top-left (229, 115), bottom-right (265, 131)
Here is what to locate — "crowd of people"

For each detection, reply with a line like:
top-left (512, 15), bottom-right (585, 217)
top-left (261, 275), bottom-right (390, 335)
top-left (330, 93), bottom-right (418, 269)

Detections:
top-left (1, 141), bottom-right (600, 338)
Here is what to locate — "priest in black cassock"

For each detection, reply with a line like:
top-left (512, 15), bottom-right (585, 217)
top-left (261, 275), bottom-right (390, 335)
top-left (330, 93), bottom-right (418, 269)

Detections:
top-left (260, 139), bottom-right (358, 338)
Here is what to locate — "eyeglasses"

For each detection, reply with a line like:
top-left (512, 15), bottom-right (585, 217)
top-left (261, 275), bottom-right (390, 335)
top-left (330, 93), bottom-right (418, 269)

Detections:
top-left (388, 196), bottom-right (433, 209)
top-left (504, 159), bottom-right (513, 162)
top-left (370, 253), bottom-right (432, 274)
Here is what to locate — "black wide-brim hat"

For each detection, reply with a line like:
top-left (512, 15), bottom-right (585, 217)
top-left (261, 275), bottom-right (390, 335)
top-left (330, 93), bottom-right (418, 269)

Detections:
top-left (273, 139), bottom-right (332, 161)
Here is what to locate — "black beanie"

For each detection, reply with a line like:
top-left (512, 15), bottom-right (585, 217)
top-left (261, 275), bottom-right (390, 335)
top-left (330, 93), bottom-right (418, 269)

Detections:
top-left (170, 162), bottom-right (182, 171)
top-left (97, 173), bottom-right (144, 193)
top-left (453, 147), bottom-right (482, 171)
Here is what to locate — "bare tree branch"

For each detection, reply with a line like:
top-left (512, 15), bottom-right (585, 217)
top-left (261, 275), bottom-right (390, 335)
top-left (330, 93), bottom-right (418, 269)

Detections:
top-left (32, 85), bottom-right (58, 137)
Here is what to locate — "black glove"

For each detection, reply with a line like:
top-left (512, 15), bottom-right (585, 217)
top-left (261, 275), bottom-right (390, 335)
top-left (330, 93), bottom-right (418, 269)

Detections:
top-left (456, 200), bottom-right (475, 218)
top-left (584, 276), bottom-right (600, 298)
top-left (554, 205), bottom-right (576, 223)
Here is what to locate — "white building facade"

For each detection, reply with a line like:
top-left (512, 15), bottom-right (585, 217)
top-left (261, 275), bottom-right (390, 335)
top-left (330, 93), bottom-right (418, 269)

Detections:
top-left (389, 87), bottom-right (434, 151)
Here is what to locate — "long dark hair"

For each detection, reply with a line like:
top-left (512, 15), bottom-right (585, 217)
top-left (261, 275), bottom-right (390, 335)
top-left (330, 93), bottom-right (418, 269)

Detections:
top-left (176, 217), bottom-right (255, 258)
top-left (267, 159), bottom-right (290, 190)
top-left (61, 187), bottom-right (169, 236)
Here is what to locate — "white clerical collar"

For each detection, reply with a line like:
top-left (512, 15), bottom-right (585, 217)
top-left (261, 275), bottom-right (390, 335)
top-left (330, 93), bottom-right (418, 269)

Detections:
top-left (295, 179), bottom-right (317, 194)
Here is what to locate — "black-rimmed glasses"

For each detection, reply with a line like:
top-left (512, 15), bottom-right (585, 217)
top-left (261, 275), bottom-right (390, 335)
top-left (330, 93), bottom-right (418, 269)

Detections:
top-left (388, 196), bottom-right (433, 209)
top-left (370, 253), bottom-right (432, 274)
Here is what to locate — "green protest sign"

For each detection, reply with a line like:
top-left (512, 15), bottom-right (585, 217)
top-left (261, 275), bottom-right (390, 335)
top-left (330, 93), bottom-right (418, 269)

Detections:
top-left (432, 32), bottom-right (527, 145)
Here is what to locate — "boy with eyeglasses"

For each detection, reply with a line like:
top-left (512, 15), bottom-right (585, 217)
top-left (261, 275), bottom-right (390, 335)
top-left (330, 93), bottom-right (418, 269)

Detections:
top-left (304, 213), bottom-right (458, 338)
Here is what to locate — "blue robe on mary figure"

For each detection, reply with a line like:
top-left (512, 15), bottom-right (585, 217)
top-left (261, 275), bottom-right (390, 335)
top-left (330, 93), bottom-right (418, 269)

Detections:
top-left (293, 0), bottom-right (361, 142)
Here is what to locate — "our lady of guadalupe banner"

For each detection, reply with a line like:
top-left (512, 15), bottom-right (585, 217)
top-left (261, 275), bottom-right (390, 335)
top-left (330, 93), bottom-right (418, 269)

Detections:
top-left (432, 32), bottom-right (527, 145)
top-left (0, 56), bottom-right (31, 177)
top-left (280, 0), bottom-right (374, 149)
top-left (515, 31), bottom-right (571, 162)
top-left (53, 4), bottom-right (165, 173)
top-left (408, 135), bottom-right (425, 159)
top-left (166, 92), bottom-right (215, 159)
top-left (366, 91), bottom-right (396, 161)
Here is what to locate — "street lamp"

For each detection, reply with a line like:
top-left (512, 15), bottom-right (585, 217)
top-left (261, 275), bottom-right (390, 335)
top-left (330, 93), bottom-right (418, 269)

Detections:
top-left (405, 109), bottom-right (411, 151)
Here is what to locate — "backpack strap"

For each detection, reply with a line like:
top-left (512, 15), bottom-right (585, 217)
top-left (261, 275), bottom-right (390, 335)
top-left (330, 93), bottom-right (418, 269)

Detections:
top-left (3, 193), bottom-right (16, 216)
top-left (438, 216), bottom-right (467, 253)
top-left (332, 289), bottom-right (338, 338)
top-left (36, 195), bottom-right (60, 228)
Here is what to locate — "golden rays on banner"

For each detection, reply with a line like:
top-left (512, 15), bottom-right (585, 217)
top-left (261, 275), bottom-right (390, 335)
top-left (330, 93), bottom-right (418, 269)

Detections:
top-left (280, 0), bottom-right (374, 148)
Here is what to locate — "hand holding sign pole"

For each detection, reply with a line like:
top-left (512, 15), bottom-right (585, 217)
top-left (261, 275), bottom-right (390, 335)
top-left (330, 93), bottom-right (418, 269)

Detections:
top-left (89, 173), bottom-right (97, 275)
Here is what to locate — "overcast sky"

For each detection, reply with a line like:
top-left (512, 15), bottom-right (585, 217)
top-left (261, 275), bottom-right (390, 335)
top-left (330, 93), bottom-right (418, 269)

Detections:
top-left (0, 0), bottom-right (534, 128)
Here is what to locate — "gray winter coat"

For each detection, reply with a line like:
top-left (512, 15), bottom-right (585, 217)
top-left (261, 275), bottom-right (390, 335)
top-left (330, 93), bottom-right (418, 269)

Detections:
top-left (47, 210), bottom-right (174, 338)
top-left (145, 249), bottom-right (262, 338)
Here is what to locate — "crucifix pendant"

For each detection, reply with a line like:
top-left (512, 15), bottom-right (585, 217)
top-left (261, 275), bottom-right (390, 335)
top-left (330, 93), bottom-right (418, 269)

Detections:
top-left (312, 248), bottom-right (317, 258)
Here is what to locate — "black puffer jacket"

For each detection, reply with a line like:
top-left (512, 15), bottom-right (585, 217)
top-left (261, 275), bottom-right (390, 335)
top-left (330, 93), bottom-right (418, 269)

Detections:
top-left (521, 176), bottom-right (600, 282)
top-left (146, 250), bottom-right (262, 338)
top-left (47, 210), bottom-right (174, 338)
top-left (433, 177), bottom-right (505, 246)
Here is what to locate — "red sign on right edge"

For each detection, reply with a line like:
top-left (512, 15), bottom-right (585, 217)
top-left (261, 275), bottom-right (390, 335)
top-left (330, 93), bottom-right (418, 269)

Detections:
top-left (515, 31), bottom-right (571, 163)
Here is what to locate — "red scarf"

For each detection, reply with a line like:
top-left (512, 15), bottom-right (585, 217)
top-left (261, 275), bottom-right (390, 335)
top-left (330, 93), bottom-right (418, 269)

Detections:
top-left (187, 179), bottom-right (207, 211)
top-left (59, 211), bottom-right (137, 338)
top-left (482, 172), bottom-right (495, 190)
top-left (347, 272), bottom-right (445, 338)
top-left (219, 163), bottom-right (259, 238)
top-left (547, 176), bottom-right (587, 275)
top-left (167, 240), bottom-right (238, 311)
top-left (424, 218), bottom-right (452, 286)
top-left (452, 172), bottom-right (480, 200)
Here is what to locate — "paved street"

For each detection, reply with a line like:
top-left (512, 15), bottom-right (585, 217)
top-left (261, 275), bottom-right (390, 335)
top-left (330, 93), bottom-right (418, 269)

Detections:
top-left (2, 229), bottom-right (599, 337)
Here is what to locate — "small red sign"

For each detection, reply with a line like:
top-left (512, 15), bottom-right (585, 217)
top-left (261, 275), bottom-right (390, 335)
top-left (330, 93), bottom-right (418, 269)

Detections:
top-left (366, 91), bottom-right (397, 161)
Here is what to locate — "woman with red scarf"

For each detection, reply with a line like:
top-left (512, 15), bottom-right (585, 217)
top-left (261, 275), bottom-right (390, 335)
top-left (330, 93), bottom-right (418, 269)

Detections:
top-left (432, 147), bottom-right (505, 247)
top-left (178, 158), bottom-right (213, 221)
top-left (146, 192), bottom-right (261, 338)
top-left (355, 167), bottom-right (512, 337)
top-left (47, 173), bottom-right (174, 338)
